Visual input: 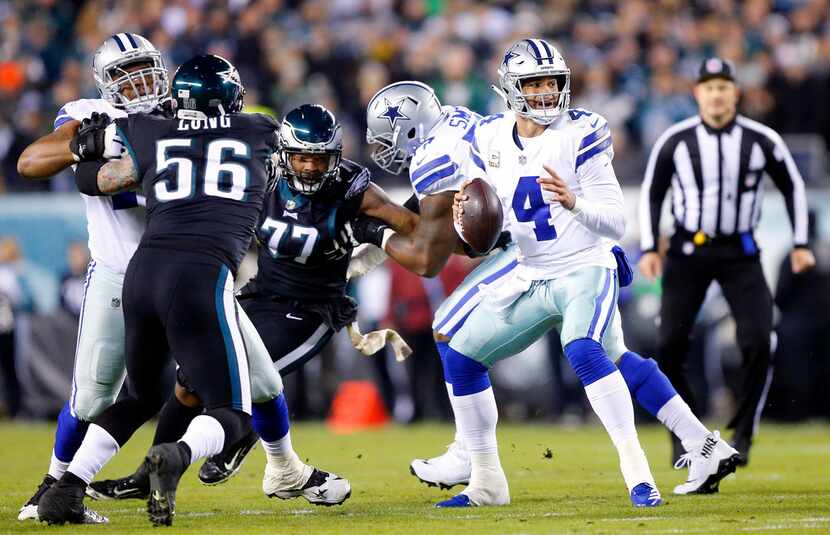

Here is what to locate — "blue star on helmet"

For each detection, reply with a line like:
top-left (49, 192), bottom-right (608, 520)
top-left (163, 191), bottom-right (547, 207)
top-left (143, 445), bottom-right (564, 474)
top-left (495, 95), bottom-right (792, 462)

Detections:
top-left (502, 50), bottom-right (519, 66)
top-left (378, 98), bottom-right (411, 129)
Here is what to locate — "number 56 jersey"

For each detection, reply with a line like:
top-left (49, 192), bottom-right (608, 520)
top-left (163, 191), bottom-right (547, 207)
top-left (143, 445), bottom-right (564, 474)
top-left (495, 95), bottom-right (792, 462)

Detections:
top-left (469, 109), bottom-right (621, 279)
top-left (115, 112), bottom-right (279, 273)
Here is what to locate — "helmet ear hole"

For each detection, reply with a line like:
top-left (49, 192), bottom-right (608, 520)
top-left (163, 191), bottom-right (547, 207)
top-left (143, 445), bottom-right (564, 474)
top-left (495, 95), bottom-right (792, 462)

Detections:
top-left (407, 128), bottom-right (416, 139)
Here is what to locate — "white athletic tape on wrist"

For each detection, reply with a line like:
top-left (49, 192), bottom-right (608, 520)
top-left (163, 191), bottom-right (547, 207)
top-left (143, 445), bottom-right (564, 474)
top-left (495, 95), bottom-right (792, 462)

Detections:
top-left (346, 244), bottom-right (388, 279)
top-left (380, 228), bottom-right (396, 251)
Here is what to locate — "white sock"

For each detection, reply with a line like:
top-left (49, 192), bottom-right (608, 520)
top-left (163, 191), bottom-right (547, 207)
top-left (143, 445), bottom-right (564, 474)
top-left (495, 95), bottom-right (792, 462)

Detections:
top-left (178, 415), bottom-right (224, 464)
top-left (65, 424), bottom-right (119, 484)
top-left (445, 381), bottom-right (464, 448)
top-left (48, 452), bottom-right (70, 480)
top-left (584, 372), bottom-right (655, 492)
top-left (656, 394), bottom-right (710, 451)
top-left (452, 387), bottom-right (498, 455)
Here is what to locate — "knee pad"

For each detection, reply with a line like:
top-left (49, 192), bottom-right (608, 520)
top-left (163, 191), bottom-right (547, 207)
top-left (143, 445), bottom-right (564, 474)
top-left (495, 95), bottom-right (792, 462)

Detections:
top-left (250, 362), bottom-right (284, 404)
top-left (616, 351), bottom-right (658, 391)
top-left (71, 389), bottom-right (120, 421)
top-left (444, 346), bottom-right (490, 396)
top-left (563, 338), bottom-right (617, 387)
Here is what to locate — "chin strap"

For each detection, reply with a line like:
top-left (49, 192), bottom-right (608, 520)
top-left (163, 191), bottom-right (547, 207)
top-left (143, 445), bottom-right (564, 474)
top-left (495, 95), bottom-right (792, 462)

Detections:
top-left (346, 321), bottom-right (412, 362)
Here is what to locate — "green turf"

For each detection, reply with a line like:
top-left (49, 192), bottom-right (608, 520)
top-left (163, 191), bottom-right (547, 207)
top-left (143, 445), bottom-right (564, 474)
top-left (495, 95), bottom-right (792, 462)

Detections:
top-left (1, 422), bottom-right (829, 533)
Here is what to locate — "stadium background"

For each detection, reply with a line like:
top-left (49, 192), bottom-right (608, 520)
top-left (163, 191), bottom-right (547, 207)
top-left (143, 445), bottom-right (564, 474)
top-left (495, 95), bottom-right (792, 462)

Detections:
top-left (0, 0), bottom-right (828, 428)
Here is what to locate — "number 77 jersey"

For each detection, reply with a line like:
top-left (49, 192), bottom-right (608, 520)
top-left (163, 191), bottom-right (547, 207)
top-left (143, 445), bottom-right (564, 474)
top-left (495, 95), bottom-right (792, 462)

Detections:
top-left (115, 112), bottom-right (279, 273)
top-left (468, 109), bottom-right (619, 279)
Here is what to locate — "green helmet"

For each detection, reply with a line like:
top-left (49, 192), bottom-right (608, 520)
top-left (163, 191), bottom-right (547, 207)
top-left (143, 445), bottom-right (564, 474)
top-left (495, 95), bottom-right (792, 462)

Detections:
top-left (278, 104), bottom-right (343, 195)
top-left (172, 54), bottom-right (245, 119)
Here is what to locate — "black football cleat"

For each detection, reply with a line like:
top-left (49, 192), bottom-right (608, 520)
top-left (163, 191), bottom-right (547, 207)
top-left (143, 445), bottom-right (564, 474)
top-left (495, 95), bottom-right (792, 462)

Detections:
top-left (18, 474), bottom-right (56, 521)
top-left (146, 443), bottom-right (190, 527)
top-left (198, 428), bottom-right (258, 485)
top-left (37, 476), bottom-right (108, 525)
top-left (86, 461), bottom-right (150, 500)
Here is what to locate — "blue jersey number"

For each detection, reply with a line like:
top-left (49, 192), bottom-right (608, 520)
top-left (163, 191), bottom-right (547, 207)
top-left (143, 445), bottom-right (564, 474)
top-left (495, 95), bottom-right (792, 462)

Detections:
top-left (512, 176), bottom-right (557, 241)
top-left (447, 108), bottom-right (472, 129)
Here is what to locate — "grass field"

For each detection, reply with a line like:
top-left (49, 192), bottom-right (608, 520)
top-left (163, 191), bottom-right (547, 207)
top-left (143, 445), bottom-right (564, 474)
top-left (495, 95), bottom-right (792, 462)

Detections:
top-left (1, 422), bottom-right (829, 534)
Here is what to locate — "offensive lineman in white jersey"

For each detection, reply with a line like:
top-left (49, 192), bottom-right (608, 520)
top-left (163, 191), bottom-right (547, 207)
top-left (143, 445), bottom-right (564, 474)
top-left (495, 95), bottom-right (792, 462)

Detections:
top-left (15, 34), bottom-right (168, 523)
top-left (16, 35), bottom-right (290, 524)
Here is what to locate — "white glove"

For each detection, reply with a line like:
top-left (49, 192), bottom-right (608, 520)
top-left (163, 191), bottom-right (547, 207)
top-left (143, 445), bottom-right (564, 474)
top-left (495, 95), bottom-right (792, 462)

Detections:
top-left (103, 122), bottom-right (125, 159)
top-left (346, 321), bottom-right (412, 362)
top-left (346, 243), bottom-right (388, 279)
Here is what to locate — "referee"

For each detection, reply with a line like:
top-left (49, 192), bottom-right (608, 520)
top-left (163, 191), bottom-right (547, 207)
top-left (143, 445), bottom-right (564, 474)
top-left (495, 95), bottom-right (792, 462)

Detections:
top-left (638, 58), bottom-right (816, 466)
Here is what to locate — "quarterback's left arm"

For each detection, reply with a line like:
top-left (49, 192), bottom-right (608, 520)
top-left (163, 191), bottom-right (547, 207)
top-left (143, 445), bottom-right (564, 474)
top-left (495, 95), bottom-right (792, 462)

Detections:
top-left (359, 183), bottom-right (419, 235)
top-left (538, 155), bottom-right (626, 240)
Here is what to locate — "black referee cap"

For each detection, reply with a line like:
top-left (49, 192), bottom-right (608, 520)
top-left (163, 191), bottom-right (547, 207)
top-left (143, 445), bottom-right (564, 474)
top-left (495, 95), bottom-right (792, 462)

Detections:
top-left (697, 57), bottom-right (736, 83)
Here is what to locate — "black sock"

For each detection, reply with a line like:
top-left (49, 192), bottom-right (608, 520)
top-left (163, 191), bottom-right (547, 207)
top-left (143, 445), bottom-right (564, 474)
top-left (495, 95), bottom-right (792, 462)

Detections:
top-left (61, 471), bottom-right (87, 489)
top-left (176, 442), bottom-right (192, 468)
top-left (204, 407), bottom-right (251, 451)
top-left (152, 395), bottom-right (201, 446)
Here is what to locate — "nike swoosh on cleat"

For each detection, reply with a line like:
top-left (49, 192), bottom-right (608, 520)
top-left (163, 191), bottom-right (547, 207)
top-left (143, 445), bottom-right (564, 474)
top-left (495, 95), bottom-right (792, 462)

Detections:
top-left (286, 313), bottom-right (302, 321)
top-left (112, 487), bottom-right (139, 497)
top-left (223, 450), bottom-right (244, 472)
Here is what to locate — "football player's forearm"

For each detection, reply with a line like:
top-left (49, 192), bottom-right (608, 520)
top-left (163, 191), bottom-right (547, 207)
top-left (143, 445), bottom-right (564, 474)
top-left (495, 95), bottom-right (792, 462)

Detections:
top-left (16, 123), bottom-right (80, 179)
top-left (97, 157), bottom-right (139, 194)
top-left (360, 183), bottom-right (419, 235)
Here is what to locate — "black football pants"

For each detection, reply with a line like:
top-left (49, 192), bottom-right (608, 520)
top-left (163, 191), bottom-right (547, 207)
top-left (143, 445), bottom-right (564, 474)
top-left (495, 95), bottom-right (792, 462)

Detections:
top-left (656, 250), bottom-right (773, 446)
top-left (94, 247), bottom-right (250, 450)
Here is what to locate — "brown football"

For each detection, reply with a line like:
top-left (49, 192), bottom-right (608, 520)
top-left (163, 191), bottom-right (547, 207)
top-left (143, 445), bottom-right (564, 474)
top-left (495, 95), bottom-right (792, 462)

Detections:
top-left (458, 178), bottom-right (503, 254)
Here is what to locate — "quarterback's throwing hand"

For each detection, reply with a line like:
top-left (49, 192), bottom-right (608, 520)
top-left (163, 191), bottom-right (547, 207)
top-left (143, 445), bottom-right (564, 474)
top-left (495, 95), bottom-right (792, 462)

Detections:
top-left (537, 165), bottom-right (575, 210)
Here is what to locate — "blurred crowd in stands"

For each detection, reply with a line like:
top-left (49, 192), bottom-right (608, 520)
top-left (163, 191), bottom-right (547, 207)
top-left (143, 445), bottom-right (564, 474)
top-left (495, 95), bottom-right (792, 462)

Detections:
top-left (1, 0), bottom-right (829, 192)
top-left (0, 1), bottom-right (828, 424)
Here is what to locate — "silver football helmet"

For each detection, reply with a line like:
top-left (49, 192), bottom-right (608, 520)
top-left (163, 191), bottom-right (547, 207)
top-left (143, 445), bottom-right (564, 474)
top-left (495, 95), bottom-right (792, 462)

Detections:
top-left (92, 33), bottom-right (169, 114)
top-left (365, 81), bottom-right (443, 175)
top-left (494, 38), bottom-right (570, 125)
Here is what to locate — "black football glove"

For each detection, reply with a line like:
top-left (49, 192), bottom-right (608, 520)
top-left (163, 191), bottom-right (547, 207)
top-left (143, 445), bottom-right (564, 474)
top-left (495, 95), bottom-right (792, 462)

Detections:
top-left (461, 230), bottom-right (512, 258)
top-left (350, 216), bottom-right (394, 249)
top-left (69, 112), bottom-right (111, 162)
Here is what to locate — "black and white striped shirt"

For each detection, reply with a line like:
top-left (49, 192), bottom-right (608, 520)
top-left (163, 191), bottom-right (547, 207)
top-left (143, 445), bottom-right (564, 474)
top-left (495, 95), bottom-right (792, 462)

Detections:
top-left (639, 114), bottom-right (808, 252)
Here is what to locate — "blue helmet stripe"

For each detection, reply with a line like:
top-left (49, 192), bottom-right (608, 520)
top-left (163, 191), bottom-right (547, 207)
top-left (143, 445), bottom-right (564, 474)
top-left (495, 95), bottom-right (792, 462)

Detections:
top-left (538, 40), bottom-right (554, 63)
top-left (523, 39), bottom-right (543, 64)
top-left (125, 33), bottom-right (139, 49)
top-left (111, 34), bottom-right (127, 52)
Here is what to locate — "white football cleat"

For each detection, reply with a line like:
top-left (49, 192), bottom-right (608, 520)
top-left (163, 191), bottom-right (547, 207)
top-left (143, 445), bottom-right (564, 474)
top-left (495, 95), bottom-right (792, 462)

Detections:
top-left (673, 430), bottom-right (741, 495)
top-left (410, 441), bottom-right (471, 490)
top-left (264, 463), bottom-right (351, 506)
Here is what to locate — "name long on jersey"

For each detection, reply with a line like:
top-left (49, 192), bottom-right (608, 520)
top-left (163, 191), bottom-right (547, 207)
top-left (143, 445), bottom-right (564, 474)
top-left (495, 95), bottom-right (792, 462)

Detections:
top-left (250, 159), bottom-right (370, 301)
top-left (471, 109), bottom-right (618, 280)
top-left (114, 112), bottom-right (278, 273)
top-left (54, 99), bottom-right (145, 274)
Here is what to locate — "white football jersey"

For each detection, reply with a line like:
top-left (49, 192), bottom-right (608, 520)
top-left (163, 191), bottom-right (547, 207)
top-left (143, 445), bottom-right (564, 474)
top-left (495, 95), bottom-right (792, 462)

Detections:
top-left (408, 105), bottom-right (481, 199)
top-left (471, 109), bottom-right (620, 279)
top-left (55, 99), bottom-right (145, 274)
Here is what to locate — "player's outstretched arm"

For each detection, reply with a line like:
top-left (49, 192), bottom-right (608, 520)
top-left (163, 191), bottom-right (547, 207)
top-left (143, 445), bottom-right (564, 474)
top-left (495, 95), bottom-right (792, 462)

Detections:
top-left (16, 120), bottom-right (81, 179)
top-left (359, 183), bottom-right (419, 235)
top-left (96, 157), bottom-right (139, 195)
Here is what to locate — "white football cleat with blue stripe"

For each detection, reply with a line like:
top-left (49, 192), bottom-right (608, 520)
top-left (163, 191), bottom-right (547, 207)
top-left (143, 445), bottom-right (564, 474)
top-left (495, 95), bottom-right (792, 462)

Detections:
top-left (630, 482), bottom-right (663, 507)
top-left (410, 441), bottom-right (471, 490)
